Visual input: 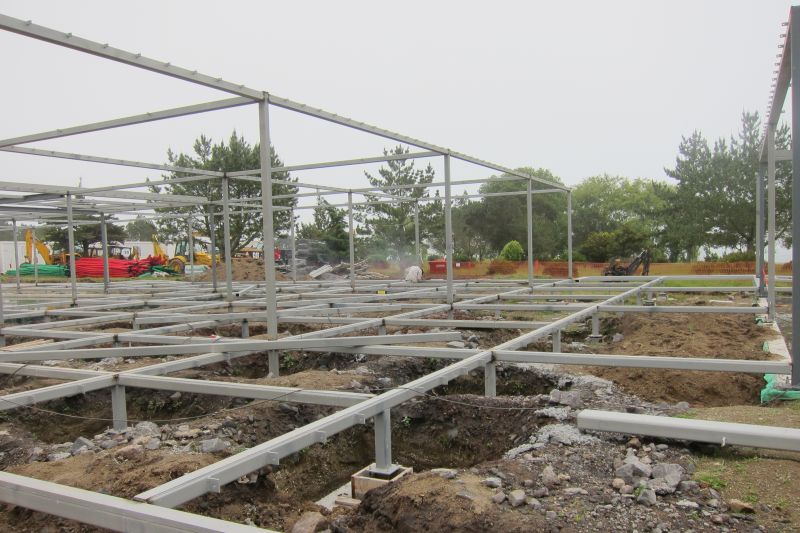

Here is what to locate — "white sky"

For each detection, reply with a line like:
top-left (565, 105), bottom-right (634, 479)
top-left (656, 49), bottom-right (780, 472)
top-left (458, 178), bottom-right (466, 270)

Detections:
top-left (0, 0), bottom-right (794, 244)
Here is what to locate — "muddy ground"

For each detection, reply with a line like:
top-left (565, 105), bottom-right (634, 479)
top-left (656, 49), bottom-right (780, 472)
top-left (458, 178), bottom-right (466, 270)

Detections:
top-left (0, 299), bottom-right (792, 532)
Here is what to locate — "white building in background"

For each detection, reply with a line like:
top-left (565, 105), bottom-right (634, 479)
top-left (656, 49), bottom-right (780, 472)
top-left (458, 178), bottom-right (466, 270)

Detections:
top-left (0, 241), bottom-right (177, 273)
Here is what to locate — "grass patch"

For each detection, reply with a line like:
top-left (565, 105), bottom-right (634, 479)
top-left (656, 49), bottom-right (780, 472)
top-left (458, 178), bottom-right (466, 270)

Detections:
top-left (695, 467), bottom-right (728, 490)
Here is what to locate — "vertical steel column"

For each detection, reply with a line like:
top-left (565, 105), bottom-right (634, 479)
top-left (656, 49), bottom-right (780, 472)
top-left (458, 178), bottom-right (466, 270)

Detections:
top-left (111, 385), bottom-right (127, 431)
top-left (0, 268), bottom-right (5, 347)
top-left (591, 313), bottom-right (600, 337)
top-left (187, 217), bottom-right (195, 284)
top-left (526, 180), bottom-right (534, 288)
top-left (414, 200), bottom-right (420, 265)
top-left (100, 213), bottom-right (110, 294)
top-left (268, 351), bottom-right (279, 377)
top-left (371, 409), bottom-right (395, 475)
top-left (791, 5), bottom-right (800, 386)
top-left (755, 167), bottom-right (765, 297)
top-left (241, 319), bottom-right (249, 339)
top-left (552, 329), bottom-right (561, 352)
top-left (258, 99), bottom-right (278, 339)
top-left (348, 191), bottom-right (356, 292)
top-left (222, 176), bottom-right (234, 302)
top-left (290, 207), bottom-right (297, 283)
top-left (66, 193), bottom-right (77, 306)
top-left (11, 219), bottom-right (19, 291)
top-left (32, 232), bottom-right (38, 287)
top-left (207, 205), bottom-right (218, 293)
top-left (767, 124), bottom-right (776, 321)
top-left (444, 155), bottom-right (454, 307)
top-left (567, 190), bottom-right (573, 279)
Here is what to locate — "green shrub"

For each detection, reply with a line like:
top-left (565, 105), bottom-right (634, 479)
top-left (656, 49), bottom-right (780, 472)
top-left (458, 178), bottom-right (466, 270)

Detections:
top-left (499, 240), bottom-right (525, 261)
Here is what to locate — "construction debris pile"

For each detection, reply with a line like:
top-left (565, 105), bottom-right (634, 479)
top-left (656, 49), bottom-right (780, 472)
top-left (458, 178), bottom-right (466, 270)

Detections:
top-left (331, 260), bottom-right (390, 280)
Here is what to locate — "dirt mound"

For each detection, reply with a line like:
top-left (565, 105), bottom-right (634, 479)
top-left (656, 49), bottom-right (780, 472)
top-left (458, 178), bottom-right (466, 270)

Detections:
top-left (196, 257), bottom-right (288, 282)
top-left (572, 313), bottom-right (776, 407)
top-left (343, 471), bottom-right (544, 532)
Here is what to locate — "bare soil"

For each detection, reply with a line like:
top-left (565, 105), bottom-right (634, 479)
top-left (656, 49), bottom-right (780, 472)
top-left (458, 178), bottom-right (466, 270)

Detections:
top-left (195, 257), bottom-right (289, 282)
top-left (570, 313), bottom-right (777, 407)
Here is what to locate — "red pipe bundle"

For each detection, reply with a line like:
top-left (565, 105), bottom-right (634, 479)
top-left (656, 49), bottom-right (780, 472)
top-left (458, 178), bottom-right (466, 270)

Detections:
top-left (74, 256), bottom-right (165, 278)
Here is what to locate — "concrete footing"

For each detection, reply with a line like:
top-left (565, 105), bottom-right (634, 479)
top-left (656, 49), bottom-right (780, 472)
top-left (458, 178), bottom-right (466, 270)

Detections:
top-left (351, 463), bottom-right (412, 499)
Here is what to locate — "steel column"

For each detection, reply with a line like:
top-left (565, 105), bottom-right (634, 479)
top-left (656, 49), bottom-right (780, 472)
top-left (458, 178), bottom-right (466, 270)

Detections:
top-left (567, 190), bottom-right (573, 279)
top-left (66, 193), bottom-right (77, 306)
top-left (414, 200), bottom-right (420, 264)
top-left (791, 5), bottom-right (800, 386)
top-left (222, 176), bottom-right (234, 302)
top-left (111, 385), bottom-right (127, 431)
top-left (11, 219), bottom-right (19, 291)
top-left (99, 213), bottom-right (110, 294)
top-left (290, 207), bottom-right (297, 283)
top-left (258, 100), bottom-right (278, 339)
top-left (207, 204), bottom-right (218, 293)
top-left (32, 231), bottom-right (38, 286)
top-left (552, 329), bottom-right (561, 352)
top-left (526, 179), bottom-right (533, 287)
top-left (371, 409), bottom-right (395, 475)
top-left (268, 351), bottom-right (279, 377)
top-left (348, 191), bottom-right (355, 292)
top-left (186, 217), bottom-right (194, 284)
top-left (755, 166), bottom-right (766, 296)
top-left (444, 154), bottom-right (454, 308)
top-left (767, 124), bottom-right (776, 321)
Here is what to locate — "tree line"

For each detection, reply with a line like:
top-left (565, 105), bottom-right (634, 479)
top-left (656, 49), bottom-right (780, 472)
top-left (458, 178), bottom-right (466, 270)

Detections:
top-left (30, 111), bottom-right (793, 265)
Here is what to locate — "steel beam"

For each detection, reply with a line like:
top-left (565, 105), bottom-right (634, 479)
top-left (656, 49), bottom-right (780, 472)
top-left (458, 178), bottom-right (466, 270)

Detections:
top-left (0, 98), bottom-right (253, 148)
top-left (578, 410), bottom-right (800, 452)
top-left (494, 350), bottom-right (791, 374)
top-left (0, 14), bottom-right (263, 100)
top-left (118, 374), bottom-right (371, 407)
top-left (0, 472), bottom-right (271, 533)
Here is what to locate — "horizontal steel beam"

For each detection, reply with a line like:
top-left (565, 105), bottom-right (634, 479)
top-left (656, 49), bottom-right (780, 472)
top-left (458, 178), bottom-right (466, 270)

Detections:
top-left (118, 374), bottom-right (372, 407)
top-left (0, 332), bottom-right (462, 362)
top-left (0, 472), bottom-right (271, 533)
top-left (0, 98), bottom-right (253, 148)
top-left (0, 375), bottom-right (115, 411)
top-left (578, 410), bottom-right (800, 452)
top-left (0, 145), bottom-right (223, 176)
top-left (494, 350), bottom-right (790, 374)
top-left (0, 14), bottom-right (264, 100)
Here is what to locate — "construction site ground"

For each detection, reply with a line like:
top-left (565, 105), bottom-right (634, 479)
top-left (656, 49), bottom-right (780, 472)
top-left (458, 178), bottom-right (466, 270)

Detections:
top-left (0, 291), bottom-right (796, 532)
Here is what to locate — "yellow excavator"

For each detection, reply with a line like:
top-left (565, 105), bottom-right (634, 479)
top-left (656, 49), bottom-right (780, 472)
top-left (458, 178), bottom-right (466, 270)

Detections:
top-left (25, 229), bottom-right (54, 265)
top-left (25, 229), bottom-right (79, 265)
top-left (166, 233), bottom-right (219, 274)
top-left (152, 235), bottom-right (168, 261)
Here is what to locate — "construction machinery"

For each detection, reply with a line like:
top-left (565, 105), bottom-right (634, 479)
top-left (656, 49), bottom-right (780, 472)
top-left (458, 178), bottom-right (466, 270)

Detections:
top-left (86, 243), bottom-right (140, 260)
top-left (167, 235), bottom-right (219, 274)
top-left (152, 235), bottom-right (168, 261)
top-left (24, 229), bottom-right (80, 265)
top-left (603, 249), bottom-right (652, 276)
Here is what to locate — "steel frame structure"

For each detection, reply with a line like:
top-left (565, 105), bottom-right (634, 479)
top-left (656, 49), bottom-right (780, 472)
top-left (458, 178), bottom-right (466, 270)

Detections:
top-left (0, 11), bottom-right (794, 533)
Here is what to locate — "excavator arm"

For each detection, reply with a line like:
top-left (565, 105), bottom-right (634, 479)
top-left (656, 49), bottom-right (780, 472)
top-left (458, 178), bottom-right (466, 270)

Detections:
top-left (24, 229), bottom-right (53, 265)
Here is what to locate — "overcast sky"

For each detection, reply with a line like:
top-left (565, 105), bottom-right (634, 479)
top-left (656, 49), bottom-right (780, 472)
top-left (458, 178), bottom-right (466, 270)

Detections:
top-left (0, 1), bottom-right (794, 225)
